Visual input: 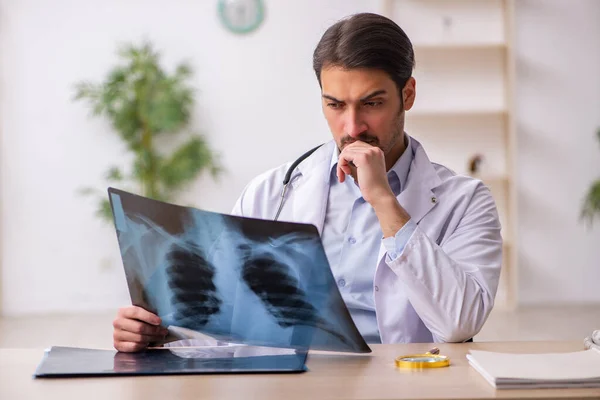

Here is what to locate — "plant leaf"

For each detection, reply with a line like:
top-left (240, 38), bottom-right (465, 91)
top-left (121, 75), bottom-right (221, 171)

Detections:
top-left (78, 187), bottom-right (100, 197)
top-left (97, 198), bottom-right (114, 222)
top-left (158, 136), bottom-right (221, 192)
top-left (104, 166), bottom-right (124, 182)
top-left (580, 179), bottom-right (600, 226)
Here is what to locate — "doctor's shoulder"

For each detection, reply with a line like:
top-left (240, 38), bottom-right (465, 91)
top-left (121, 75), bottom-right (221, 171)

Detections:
top-left (231, 142), bottom-right (334, 218)
top-left (231, 161), bottom-right (293, 219)
top-left (422, 162), bottom-right (502, 247)
top-left (430, 162), bottom-right (499, 211)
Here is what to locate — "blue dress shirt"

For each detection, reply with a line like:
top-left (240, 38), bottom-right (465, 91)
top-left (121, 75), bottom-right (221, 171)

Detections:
top-left (320, 136), bottom-right (417, 343)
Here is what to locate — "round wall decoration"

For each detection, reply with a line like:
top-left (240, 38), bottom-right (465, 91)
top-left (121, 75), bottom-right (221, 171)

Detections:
top-left (218, 0), bottom-right (265, 35)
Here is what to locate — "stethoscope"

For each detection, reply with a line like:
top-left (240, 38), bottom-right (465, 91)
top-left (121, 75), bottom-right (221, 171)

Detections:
top-left (274, 144), bottom-right (324, 221)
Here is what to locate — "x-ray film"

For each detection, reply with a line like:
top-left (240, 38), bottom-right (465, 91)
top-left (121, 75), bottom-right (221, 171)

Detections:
top-left (108, 188), bottom-right (371, 353)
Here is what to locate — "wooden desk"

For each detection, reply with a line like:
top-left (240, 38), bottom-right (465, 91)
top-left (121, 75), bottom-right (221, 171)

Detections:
top-left (1, 341), bottom-right (599, 399)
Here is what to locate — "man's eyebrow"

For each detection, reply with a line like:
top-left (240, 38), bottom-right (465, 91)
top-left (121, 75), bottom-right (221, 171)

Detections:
top-left (322, 94), bottom-right (342, 102)
top-left (360, 90), bottom-right (387, 101)
top-left (322, 90), bottom-right (387, 103)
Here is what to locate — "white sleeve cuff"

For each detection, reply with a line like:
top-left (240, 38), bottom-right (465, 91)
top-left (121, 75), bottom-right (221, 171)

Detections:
top-left (382, 219), bottom-right (417, 261)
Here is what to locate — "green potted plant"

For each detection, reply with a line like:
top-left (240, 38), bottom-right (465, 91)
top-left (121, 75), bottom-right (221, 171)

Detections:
top-left (74, 41), bottom-right (221, 220)
top-left (581, 129), bottom-right (600, 226)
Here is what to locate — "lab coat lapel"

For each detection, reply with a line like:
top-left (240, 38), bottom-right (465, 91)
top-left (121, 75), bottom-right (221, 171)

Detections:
top-left (397, 142), bottom-right (441, 225)
top-left (376, 137), bottom-right (442, 264)
top-left (291, 141), bottom-right (335, 235)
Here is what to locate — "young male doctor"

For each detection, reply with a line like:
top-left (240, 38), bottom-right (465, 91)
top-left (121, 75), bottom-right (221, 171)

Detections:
top-left (112, 12), bottom-right (502, 352)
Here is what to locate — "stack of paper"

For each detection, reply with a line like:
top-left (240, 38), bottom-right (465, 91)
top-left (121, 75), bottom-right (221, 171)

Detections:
top-left (467, 348), bottom-right (600, 389)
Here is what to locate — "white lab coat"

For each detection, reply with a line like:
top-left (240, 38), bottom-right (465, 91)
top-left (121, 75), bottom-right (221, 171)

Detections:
top-left (231, 136), bottom-right (502, 343)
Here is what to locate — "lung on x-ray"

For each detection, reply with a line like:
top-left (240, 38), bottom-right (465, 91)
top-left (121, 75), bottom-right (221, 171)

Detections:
top-left (108, 188), bottom-right (371, 353)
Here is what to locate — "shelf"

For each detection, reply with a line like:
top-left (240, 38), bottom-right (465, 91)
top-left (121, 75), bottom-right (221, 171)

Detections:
top-left (460, 174), bottom-right (509, 188)
top-left (386, 0), bottom-right (507, 48)
top-left (413, 43), bottom-right (507, 51)
top-left (476, 175), bottom-right (509, 187)
top-left (502, 241), bottom-right (512, 258)
top-left (408, 109), bottom-right (507, 118)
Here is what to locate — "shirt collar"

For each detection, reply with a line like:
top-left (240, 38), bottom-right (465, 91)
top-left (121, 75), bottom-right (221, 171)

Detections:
top-left (329, 134), bottom-right (413, 196)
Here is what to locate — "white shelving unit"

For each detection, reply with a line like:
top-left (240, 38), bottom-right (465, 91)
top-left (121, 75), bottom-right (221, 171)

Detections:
top-left (381, 0), bottom-right (518, 310)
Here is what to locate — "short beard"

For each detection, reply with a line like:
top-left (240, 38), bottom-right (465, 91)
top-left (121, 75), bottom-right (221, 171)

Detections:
top-left (340, 133), bottom-right (380, 149)
top-left (338, 108), bottom-right (405, 156)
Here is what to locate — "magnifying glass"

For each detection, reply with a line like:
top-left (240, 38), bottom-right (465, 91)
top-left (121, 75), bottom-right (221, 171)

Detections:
top-left (395, 347), bottom-right (450, 369)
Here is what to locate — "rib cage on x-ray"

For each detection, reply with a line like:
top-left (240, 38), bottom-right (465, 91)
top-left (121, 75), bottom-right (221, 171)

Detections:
top-left (109, 187), bottom-right (371, 353)
top-left (241, 250), bottom-right (318, 327)
top-left (238, 242), bottom-right (353, 348)
top-left (161, 232), bottom-right (351, 347)
top-left (166, 241), bottom-right (221, 330)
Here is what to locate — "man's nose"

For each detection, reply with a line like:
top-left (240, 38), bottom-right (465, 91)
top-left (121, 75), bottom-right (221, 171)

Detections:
top-left (344, 109), bottom-right (368, 138)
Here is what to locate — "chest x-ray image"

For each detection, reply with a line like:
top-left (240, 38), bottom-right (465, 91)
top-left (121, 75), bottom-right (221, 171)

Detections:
top-left (108, 188), bottom-right (371, 353)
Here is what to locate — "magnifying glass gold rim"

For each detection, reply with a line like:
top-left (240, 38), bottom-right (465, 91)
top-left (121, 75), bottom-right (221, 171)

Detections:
top-left (394, 353), bottom-right (451, 369)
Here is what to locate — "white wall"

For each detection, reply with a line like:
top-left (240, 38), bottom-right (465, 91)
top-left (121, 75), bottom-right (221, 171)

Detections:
top-left (514, 0), bottom-right (600, 304)
top-left (1, 0), bottom-right (599, 315)
top-left (0, 0), bottom-right (382, 315)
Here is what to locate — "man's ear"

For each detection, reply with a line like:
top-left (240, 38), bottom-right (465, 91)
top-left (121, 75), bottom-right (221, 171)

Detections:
top-left (402, 77), bottom-right (416, 111)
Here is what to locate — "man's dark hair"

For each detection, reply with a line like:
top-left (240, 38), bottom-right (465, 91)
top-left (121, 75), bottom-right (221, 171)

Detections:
top-left (313, 13), bottom-right (415, 94)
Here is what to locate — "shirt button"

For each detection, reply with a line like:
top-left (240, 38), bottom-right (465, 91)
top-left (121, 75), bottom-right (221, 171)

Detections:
top-left (348, 237), bottom-right (356, 244)
top-left (389, 252), bottom-right (397, 259)
top-left (375, 286), bottom-right (380, 292)
top-left (338, 279), bottom-right (346, 287)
